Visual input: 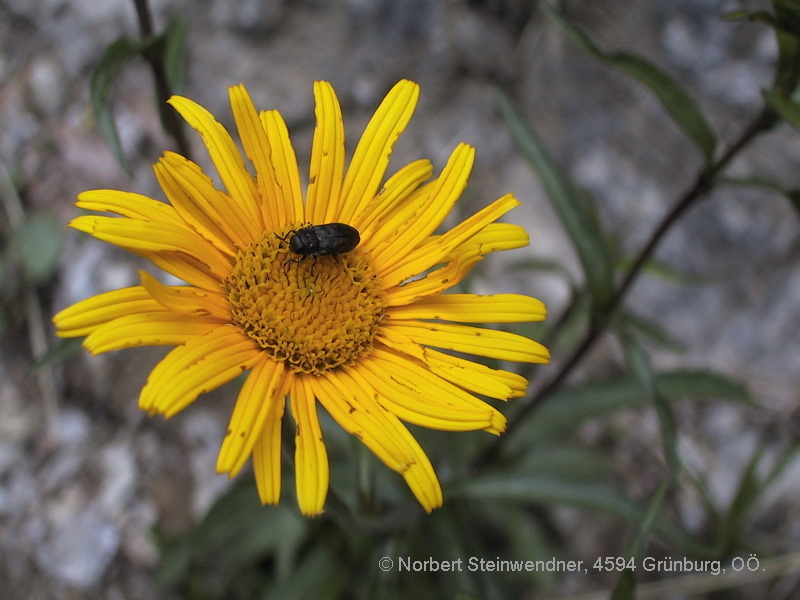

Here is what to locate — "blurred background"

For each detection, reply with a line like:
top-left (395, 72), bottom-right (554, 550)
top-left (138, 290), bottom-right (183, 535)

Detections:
top-left (1, 0), bottom-right (799, 598)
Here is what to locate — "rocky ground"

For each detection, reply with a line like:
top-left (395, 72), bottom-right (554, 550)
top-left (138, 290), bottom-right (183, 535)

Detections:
top-left (1, 0), bottom-right (798, 598)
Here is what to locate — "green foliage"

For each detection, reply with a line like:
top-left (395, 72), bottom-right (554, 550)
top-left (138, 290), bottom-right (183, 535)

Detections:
top-left (91, 16), bottom-right (187, 174)
top-left (542, 3), bottom-right (717, 160)
top-left (9, 212), bottom-right (64, 285)
top-left (91, 37), bottom-right (151, 174)
top-left (84, 3), bottom-right (800, 599)
top-left (496, 89), bottom-right (615, 323)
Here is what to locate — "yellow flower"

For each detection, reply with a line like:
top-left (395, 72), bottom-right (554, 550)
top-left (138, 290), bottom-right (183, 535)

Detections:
top-left (53, 80), bottom-right (550, 515)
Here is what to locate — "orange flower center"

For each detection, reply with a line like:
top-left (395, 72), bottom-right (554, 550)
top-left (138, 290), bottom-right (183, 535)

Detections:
top-left (225, 227), bottom-right (386, 375)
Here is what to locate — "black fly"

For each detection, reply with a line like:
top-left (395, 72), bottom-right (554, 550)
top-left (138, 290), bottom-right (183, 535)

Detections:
top-left (277, 223), bottom-right (361, 264)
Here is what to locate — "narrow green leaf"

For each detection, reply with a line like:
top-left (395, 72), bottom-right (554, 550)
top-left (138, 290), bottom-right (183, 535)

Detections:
top-left (449, 473), bottom-right (712, 555)
top-left (763, 89), bottom-right (800, 128)
top-left (609, 571), bottom-right (637, 600)
top-left (513, 369), bottom-right (752, 444)
top-left (657, 370), bottom-right (752, 404)
top-left (764, 439), bottom-right (800, 490)
top-left (617, 255), bottom-right (710, 287)
top-left (518, 445), bottom-right (613, 481)
top-left (162, 16), bottom-right (188, 94)
top-left (787, 190), bottom-right (800, 218)
top-left (157, 482), bottom-right (309, 588)
top-left (774, 0), bottom-right (800, 34)
top-left (144, 16), bottom-right (189, 139)
top-left (718, 445), bottom-right (765, 552)
top-left (621, 333), bottom-right (680, 475)
top-left (542, 4), bottom-right (717, 159)
top-left (720, 174), bottom-right (800, 220)
top-left (507, 257), bottom-right (579, 289)
top-left (11, 212), bottom-right (64, 284)
top-left (90, 37), bottom-right (151, 174)
top-left (617, 310), bottom-right (686, 353)
top-left (495, 89), bottom-right (615, 318)
top-left (723, 10), bottom-right (775, 25)
top-left (263, 544), bottom-right (344, 600)
top-left (626, 480), bottom-right (670, 559)
top-left (29, 338), bottom-right (84, 371)
top-left (778, 45), bottom-right (800, 96)
top-left (478, 504), bottom-right (560, 590)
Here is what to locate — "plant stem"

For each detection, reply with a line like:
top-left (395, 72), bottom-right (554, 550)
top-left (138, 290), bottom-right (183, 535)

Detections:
top-left (473, 106), bottom-right (777, 470)
top-left (132, 0), bottom-right (191, 158)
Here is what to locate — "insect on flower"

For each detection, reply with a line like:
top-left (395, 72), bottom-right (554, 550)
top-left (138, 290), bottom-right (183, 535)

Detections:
top-left (278, 223), bottom-right (361, 264)
top-left (53, 79), bottom-right (551, 517)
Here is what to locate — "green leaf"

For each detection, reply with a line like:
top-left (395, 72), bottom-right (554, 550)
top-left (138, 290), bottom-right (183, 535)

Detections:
top-left (448, 472), bottom-right (712, 555)
top-left (513, 369), bottom-right (752, 444)
top-left (625, 480), bottom-right (670, 559)
top-left (773, 0), bottom-right (800, 94)
top-left (263, 544), bottom-right (346, 600)
top-left (507, 257), bottom-right (579, 289)
top-left (11, 212), bottom-right (64, 284)
top-left (620, 332), bottom-right (680, 476)
top-left (477, 504), bottom-right (561, 591)
top-left (29, 338), bottom-right (84, 371)
top-left (723, 10), bottom-right (775, 25)
top-left (715, 443), bottom-right (774, 554)
top-left (91, 36), bottom-right (152, 174)
top-left (617, 310), bottom-right (686, 353)
top-left (157, 482), bottom-right (309, 589)
top-left (517, 445), bottom-right (613, 481)
top-left (542, 4), bottom-right (717, 159)
top-left (763, 89), bottom-right (800, 128)
top-left (609, 571), bottom-right (637, 600)
top-left (145, 16), bottom-right (189, 137)
top-left (161, 16), bottom-right (188, 94)
top-left (495, 89), bottom-right (615, 319)
top-left (617, 255), bottom-right (710, 287)
top-left (721, 174), bottom-right (800, 220)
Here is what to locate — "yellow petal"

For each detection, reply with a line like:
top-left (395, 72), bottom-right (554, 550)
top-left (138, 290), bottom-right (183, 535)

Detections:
top-left (384, 321), bottom-right (550, 364)
top-left (375, 323), bottom-right (427, 362)
top-left (313, 372), bottom-right (413, 471)
top-left (156, 152), bottom-right (257, 249)
top-left (354, 352), bottom-right (505, 434)
top-left (260, 109), bottom-right (304, 226)
top-left (379, 193), bottom-right (520, 288)
top-left (318, 368), bottom-right (442, 512)
top-left (290, 375), bottom-right (328, 516)
top-left (338, 80), bottom-right (419, 224)
top-left (435, 223), bottom-right (530, 261)
top-left (76, 190), bottom-right (182, 224)
top-left (217, 358), bottom-right (286, 477)
top-left (252, 375), bottom-right (288, 505)
top-left (168, 95), bottom-right (262, 226)
top-left (353, 159), bottom-right (432, 238)
top-left (139, 325), bottom-right (261, 417)
top-left (421, 347), bottom-right (529, 400)
top-left (229, 84), bottom-right (284, 231)
top-left (139, 270), bottom-right (230, 319)
top-left (84, 312), bottom-right (223, 354)
top-left (383, 247), bottom-right (483, 306)
top-left (306, 81), bottom-right (345, 224)
top-left (69, 215), bottom-right (233, 280)
top-left (371, 143), bottom-right (474, 274)
top-left (387, 293), bottom-right (546, 323)
top-left (136, 249), bottom-right (223, 292)
top-left (362, 178), bottom-right (436, 254)
top-left (53, 286), bottom-right (161, 338)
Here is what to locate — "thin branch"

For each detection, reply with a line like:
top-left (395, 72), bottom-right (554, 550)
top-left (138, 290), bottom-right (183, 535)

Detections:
top-left (473, 106), bottom-right (777, 470)
top-left (132, 0), bottom-right (191, 158)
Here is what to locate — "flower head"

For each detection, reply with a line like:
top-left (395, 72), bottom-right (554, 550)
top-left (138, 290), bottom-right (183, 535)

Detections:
top-left (54, 80), bottom-right (549, 515)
